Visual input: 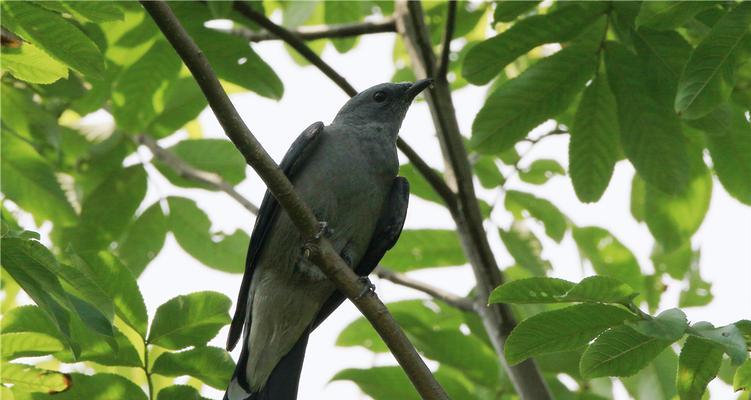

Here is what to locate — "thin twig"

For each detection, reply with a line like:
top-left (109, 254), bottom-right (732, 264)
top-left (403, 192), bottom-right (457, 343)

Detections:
top-left (230, 1), bottom-right (458, 214)
top-left (233, 2), bottom-right (358, 97)
top-left (436, 0), bottom-right (456, 81)
top-left (136, 134), bottom-right (259, 215)
top-left (375, 266), bottom-right (475, 312)
top-left (222, 18), bottom-right (396, 42)
top-left (140, 2), bottom-right (448, 398)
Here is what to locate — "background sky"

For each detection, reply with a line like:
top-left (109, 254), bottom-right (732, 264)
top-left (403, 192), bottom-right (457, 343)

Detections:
top-left (34, 21), bottom-right (751, 400)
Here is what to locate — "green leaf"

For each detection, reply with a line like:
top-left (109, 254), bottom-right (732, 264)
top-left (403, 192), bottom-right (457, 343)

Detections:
top-left (493, 0), bottom-right (540, 23)
top-left (167, 197), bottom-right (248, 273)
top-left (112, 40), bottom-right (182, 132)
top-left (631, 174), bottom-right (647, 222)
top-left (505, 303), bottom-right (637, 365)
top-left (604, 41), bottom-right (690, 195)
top-left (621, 348), bottom-right (678, 400)
top-left (147, 77), bottom-right (207, 138)
top-left (74, 251), bottom-right (148, 338)
top-left (148, 291), bottom-right (231, 350)
top-left (677, 335), bottom-right (724, 400)
top-left (734, 359), bottom-right (751, 392)
top-left (1, 2), bottom-right (104, 78)
top-left (679, 268), bottom-right (713, 308)
top-left (463, 2), bottom-right (606, 84)
top-left (580, 325), bottom-right (673, 378)
top-left (652, 241), bottom-right (695, 280)
top-left (0, 133), bottom-right (76, 225)
top-left (207, 1), bottom-right (233, 19)
top-left (118, 202), bottom-right (168, 277)
top-left (572, 226), bottom-right (644, 293)
top-left (157, 385), bottom-right (211, 400)
top-left (692, 322), bottom-right (748, 365)
top-left (324, 1), bottom-right (363, 52)
top-left (0, 332), bottom-right (65, 359)
top-left (152, 346), bottom-right (234, 389)
top-left (691, 104), bottom-right (751, 204)
top-left (0, 42), bottom-right (68, 84)
top-left (78, 165), bottom-right (148, 246)
top-left (633, 27), bottom-right (693, 105)
top-left (675, 2), bottom-right (751, 119)
top-left (569, 73), bottom-right (620, 202)
top-left (628, 308), bottom-right (688, 341)
top-left (561, 276), bottom-right (636, 304)
top-left (473, 155), bottom-right (504, 189)
top-left (636, 2), bottom-right (718, 30)
top-left (21, 373), bottom-right (147, 400)
top-left (380, 229), bottom-right (466, 272)
top-left (398, 163), bottom-right (445, 205)
top-left (518, 159), bottom-right (565, 185)
top-left (332, 367), bottom-right (420, 400)
top-left (471, 41), bottom-right (598, 153)
top-left (499, 224), bottom-right (550, 276)
top-left (644, 161), bottom-right (712, 251)
top-left (0, 362), bottom-right (70, 393)
top-left (489, 277), bottom-right (575, 305)
top-left (154, 139), bottom-right (247, 189)
top-left (505, 190), bottom-right (567, 242)
top-left (62, 1), bottom-right (124, 22)
top-left (1, 238), bottom-right (75, 352)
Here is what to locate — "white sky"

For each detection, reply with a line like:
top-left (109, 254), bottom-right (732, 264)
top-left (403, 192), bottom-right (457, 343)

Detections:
top-left (11, 26), bottom-right (749, 400)
top-left (131, 32), bottom-right (751, 399)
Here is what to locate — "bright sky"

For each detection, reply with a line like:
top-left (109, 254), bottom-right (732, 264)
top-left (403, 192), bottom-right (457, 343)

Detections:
top-left (17, 25), bottom-right (750, 400)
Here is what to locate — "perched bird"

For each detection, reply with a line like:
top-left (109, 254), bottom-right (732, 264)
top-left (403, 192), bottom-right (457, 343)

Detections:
top-left (224, 80), bottom-right (433, 400)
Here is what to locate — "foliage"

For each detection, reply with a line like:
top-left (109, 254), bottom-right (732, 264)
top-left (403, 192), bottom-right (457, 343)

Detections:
top-left (1, 1), bottom-right (749, 399)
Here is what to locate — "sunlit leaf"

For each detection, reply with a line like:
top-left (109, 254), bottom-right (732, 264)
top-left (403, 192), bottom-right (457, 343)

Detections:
top-left (152, 346), bottom-right (234, 389)
top-left (0, 42), bottom-right (68, 84)
top-left (0, 362), bottom-right (70, 393)
top-left (148, 291), bottom-right (231, 350)
top-left (677, 335), bottom-right (724, 400)
top-left (380, 229), bottom-right (466, 272)
top-left (154, 139), bottom-right (247, 189)
top-left (505, 303), bottom-right (636, 365)
top-left (636, 2), bottom-right (717, 31)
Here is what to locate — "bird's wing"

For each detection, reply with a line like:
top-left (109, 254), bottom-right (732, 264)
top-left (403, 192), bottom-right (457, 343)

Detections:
top-left (226, 121), bottom-right (325, 351)
top-left (310, 176), bottom-right (410, 330)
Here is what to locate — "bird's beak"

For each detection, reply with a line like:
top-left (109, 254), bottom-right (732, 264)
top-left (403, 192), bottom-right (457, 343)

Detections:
top-left (404, 78), bottom-right (433, 101)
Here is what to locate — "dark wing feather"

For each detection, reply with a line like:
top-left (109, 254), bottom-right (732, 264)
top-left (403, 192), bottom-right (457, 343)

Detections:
top-left (310, 177), bottom-right (410, 330)
top-left (226, 121), bottom-right (325, 351)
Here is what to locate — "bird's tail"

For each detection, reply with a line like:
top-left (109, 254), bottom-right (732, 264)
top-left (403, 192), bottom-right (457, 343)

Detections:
top-left (224, 331), bottom-right (311, 400)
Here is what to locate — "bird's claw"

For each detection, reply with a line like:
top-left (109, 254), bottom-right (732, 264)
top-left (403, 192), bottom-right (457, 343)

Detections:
top-left (354, 277), bottom-right (375, 300)
top-left (303, 221), bottom-right (330, 259)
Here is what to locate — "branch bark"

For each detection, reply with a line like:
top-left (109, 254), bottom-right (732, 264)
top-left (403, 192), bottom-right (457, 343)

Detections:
top-left (395, 2), bottom-right (552, 399)
top-left (231, 1), bottom-right (458, 214)
top-left (224, 18), bottom-right (396, 42)
top-left (436, 0), bottom-right (456, 80)
top-left (137, 134), bottom-right (260, 215)
top-left (140, 2), bottom-right (448, 399)
top-left (375, 267), bottom-right (475, 312)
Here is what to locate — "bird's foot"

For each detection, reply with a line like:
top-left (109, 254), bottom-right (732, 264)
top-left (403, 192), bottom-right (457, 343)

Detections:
top-left (303, 221), bottom-right (331, 259)
top-left (313, 221), bottom-right (330, 240)
top-left (354, 277), bottom-right (376, 300)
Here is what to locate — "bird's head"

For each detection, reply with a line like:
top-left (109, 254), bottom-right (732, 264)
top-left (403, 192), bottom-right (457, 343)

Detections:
top-left (331, 79), bottom-right (433, 136)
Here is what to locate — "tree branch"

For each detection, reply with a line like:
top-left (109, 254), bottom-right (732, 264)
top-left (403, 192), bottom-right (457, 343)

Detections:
top-left (375, 267), bottom-right (475, 312)
top-left (140, 2), bottom-right (447, 398)
top-left (435, 0), bottom-right (456, 81)
top-left (231, 1), bottom-right (459, 214)
top-left (395, 2), bottom-right (552, 399)
top-left (223, 18), bottom-right (396, 43)
top-left (136, 134), bottom-right (259, 215)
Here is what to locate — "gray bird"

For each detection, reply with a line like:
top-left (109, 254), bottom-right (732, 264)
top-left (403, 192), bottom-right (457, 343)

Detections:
top-left (224, 80), bottom-right (433, 400)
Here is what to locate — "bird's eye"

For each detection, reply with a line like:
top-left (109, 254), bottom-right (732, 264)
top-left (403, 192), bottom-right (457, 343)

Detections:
top-left (373, 91), bottom-right (387, 102)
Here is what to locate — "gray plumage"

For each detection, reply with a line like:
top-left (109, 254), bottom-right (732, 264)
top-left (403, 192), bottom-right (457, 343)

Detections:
top-left (224, 80), bottom-right (432, 400)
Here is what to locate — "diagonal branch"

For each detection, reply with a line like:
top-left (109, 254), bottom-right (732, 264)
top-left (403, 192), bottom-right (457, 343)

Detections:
top-left (375, 266), bottom-right (475, 312)
top-left (395, 2), bottom-right (552, 399)
top-left (231, 1), bottom-right (458, 214)
top-left (140, 2), bottom-right (447, 398)
top-left (435, 0), bottom-right (456, 80)
top-left (223, 18), bottom-right (396, 43)
top-left (136, 134), bottom-right (259, 215)
top-left (233, 2), bottom-right (358, 97)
